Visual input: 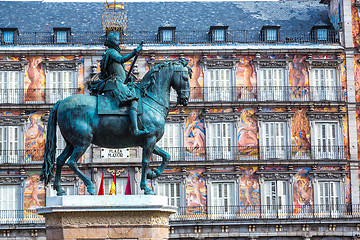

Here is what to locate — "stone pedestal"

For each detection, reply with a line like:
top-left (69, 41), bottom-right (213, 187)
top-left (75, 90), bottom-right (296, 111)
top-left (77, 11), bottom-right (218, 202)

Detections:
top-left (37, 195), bottom-right (176, 240)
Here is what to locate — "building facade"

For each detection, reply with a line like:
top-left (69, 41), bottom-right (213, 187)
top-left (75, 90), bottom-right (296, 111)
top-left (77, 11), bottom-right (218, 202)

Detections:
top-left (0, 0), bottom-right (359, 239)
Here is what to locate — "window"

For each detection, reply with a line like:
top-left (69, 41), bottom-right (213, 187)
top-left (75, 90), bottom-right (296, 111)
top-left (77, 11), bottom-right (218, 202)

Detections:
top-left (211, 182), bottom-right (235, 216)
top-left (0, 71), bottom-right (20, 104)
top-left (261, 26), bottom-right (280, 42)
top-left (158, 27), bottom-right (175, 43)
top-left (317, 29), bottom-right (328, 41)
top-left (158, 182), bottom-right (181, 207)
top-left (54, 28), bottom-right (70, 43)
top-left (156, 123), bottom-right (181, 161)
top-left (262, 180), bottom-right (289, 218)
top-left (1, 28), bottom-right (17, 44)
top-left (0, 185), bottom-right (21, 222)
top-left (311, 68), bottom-right (337, 101)
top-left (56, 126), bottom-right (67, 157)
top-left (210, 26), bottom-right (228, 42)
top-left (261, 122), bottom-right (287, 159)
top-left (313, 122), bottom-right (339, 159)
top-left (317, 181), bottom-right (340, 216)
top-left (258, 68), bottom-right (285, 101)
top-left (206, 69), bottom-right (231, 101)
top-left (0, 126), bottom-right (20, 164)
top-left (311, 26), bottom-right (332, 42)
top-left (208, 122), bottom-right (233, 160)
top-left (104, 178), bottom-right (127, 195)
top-left (47, 71), bottom-right (75, 103)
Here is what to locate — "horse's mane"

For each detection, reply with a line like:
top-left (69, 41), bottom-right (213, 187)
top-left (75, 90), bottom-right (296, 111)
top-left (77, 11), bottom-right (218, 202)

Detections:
top-left (139, 60), bottom-right (192, 92)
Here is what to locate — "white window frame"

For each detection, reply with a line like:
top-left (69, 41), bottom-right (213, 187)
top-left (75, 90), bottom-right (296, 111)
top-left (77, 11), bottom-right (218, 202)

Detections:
top-left (0, 126), bottom-right (22, 164)
top-left (157, 182), bottom-right (181, 207)
top-left (207, 121), bottom-right (235, 160)
top-left (0, 71), bottom-right (21, 104)
top-left (258, 68), bottom-right (286, 101)
top-left (310, 68), bottom-right (338, 101)
top-left (205, 68), bottom-right (233, 101)
top-left (155, 123), bottom-right (182, 161)
top-left (261, 180), bottom-right (289, 218)
top-left (210, 181), bottom-right (236, 218)
top-left (315, 180), bottom-right (342, 217)
top-left (311, 121), bottom-right (341, 160)
top-left (260, 121), bottom-right (289, 160)
top-left (46, 70), bottom-right (76, 104)
top-left (0, 184), bottom-right (22, 223)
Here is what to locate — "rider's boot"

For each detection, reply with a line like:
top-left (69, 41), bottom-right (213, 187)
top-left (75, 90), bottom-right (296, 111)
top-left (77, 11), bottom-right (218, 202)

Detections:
top-left (130, 101), bottom-right (149, 136)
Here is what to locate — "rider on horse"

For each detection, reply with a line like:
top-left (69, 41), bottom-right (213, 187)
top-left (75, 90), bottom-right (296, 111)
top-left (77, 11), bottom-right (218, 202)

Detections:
top-left (89, 33), bottom-right (148, 136)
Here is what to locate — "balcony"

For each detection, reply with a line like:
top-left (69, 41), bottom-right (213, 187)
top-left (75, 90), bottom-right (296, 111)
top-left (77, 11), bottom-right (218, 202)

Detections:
top-left (170, 86), bottom-right (346, 103)
top-left (0, 88), bottom-right (81, 105)
top-left (170, 204), bottom-right (358, 221)
top-left (151, 145), bottom-right (346, 162)
top-left (0, 210), bottom-right (44, 225)
top-left (0, 149), bottom-right (65, 165)
top-left (0, 30), bottom-right (339, 46)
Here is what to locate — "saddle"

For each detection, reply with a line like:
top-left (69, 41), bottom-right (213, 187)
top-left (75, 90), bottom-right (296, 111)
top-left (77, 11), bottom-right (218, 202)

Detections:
top-left (97, 89), bottom-right (143, 115)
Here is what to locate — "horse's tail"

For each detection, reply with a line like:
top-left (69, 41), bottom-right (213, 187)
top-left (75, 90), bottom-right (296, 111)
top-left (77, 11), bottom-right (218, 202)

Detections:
top-left (40, 100), bottom-right (61, 186)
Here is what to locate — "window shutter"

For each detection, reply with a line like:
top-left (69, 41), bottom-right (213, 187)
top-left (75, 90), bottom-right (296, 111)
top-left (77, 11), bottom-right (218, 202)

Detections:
top-left (330, 182), bottom-right (339, 207)
top-left (277, 181), bottom-right (288, 206)
top-left (0, 185), bottom-right (20, 211)
top-left (158, 124), bottom-right (180, 148)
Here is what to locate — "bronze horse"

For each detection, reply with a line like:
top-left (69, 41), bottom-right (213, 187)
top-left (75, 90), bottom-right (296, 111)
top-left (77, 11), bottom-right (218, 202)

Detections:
top-left (40, 60), bottom-right (191, 195)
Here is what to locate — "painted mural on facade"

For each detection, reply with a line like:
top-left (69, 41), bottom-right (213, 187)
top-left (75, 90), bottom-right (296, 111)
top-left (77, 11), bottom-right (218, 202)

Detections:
top-left (289, 55), bottom-right (309, 100)
top-left (239, 166), bottom-right (260, 211)
top-left (352, 0), bottom-right (360, 47)
top-left (24, 173), bottom-right (45, 212)
top-left (329, 0), bottom-right (341, 32)
top-left (236, 56), bottom-right (256, 100)
top-left (25, 112), bottom-right (45, 162)
top-left (186, 168), bottom-right (207, 214)
top-left (343, 110), bottom-right (350, 160)
top-left (355, 55), bottom-right (360, 102)
top-left (184, 109), bottom-right (206, 160)
top-left (293, 167), bottom-right (313, 214)
top-left (237, 108), bottom-right (258, 158)
top-left (291, 109), bottom-right (311, 159)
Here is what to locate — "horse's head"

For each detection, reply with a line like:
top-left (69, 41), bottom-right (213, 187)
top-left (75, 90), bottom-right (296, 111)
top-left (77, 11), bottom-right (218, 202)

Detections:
top-left (172, 60), bottom-right (191, 106)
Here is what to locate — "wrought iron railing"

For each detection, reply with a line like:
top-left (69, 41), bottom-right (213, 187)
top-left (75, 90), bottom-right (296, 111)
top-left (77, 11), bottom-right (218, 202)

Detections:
top-left (170, 204), bottom-right (359, 221)
top-left (152, 145), bottom-right (346, 162)
top-left (0, 149), bottom-right (65, 164)
top-left (170, 86), bottom-right (346, 103)
top-left (1, 30), bottom-right (339, 46)
top-left (0, 210), bottom-right (44, 224)
top-left (0, 88), bottom-right (81, 105)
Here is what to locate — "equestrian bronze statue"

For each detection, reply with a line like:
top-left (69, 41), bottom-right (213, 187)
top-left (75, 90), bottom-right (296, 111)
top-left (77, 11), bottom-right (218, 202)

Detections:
top-left (40, 33), bottom-right (191, 195)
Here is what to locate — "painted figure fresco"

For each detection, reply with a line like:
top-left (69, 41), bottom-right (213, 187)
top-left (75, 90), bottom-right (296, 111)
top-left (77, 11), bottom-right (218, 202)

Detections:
top-left (352, 0), bottom-right (360, 47)
top-left (25, 113), bottom-right (45, 162)
top-left (25, 57), bottom-right (45, 102)
top-left (184, 110), bottom-right (206, 159)
top-left (329, 0), bottom-right (341, 31)
top-left (24, 174), bottom-right (45, 211)
top-left (291, 109), bottom-right (310, 158)
top-left (237, 109), bottom-right (258, 158)
top-left (289, 55), bottom-right (309, 100)
top-left (186, 169), bottom-right (207, 214)
top-left (239, 167), bottom-right (260, 212)
top-left (189, 56), bottom-right (204, 100)
top-left (355, 56), bottom-right (360, 102)
top-left (236, 56), bottom-right (256, 100)
top-left (293, 167), bottom-right (313, 214)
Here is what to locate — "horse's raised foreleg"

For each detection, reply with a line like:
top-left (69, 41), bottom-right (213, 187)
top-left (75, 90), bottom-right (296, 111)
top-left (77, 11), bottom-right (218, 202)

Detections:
top-left (66, 146), bottom-right (95, 195)
top-left (147, 145), bottom-right (170, 180)
top-left (140, 139), bottom-right (156, 195)
top-left (53, 144), bottom-right (73, 196)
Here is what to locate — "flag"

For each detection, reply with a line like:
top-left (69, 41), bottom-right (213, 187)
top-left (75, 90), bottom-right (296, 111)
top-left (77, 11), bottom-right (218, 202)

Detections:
top-left (98, 172), bottom-right (104, 195)
top-left (125, 173), bottom-right (131, 195)
top-left (109, 171), bottom-right (116, 195)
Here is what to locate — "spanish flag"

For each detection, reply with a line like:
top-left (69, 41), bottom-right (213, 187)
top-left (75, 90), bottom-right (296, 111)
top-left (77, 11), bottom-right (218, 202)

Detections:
top-left (109, 171), bottom-right (116, 195)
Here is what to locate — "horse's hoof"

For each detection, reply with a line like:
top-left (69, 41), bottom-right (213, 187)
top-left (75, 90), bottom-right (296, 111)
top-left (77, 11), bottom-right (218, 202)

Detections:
top-left (56, 189), bottom-right (66, 196)
top-left (144, 189), bottom-right (155, 195)
top-left (87, 183), bottom-right (95, 195)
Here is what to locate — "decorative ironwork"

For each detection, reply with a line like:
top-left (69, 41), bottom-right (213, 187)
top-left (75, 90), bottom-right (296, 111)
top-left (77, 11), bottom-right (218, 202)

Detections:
top-left (102, 0), bottom-right (128, 31)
